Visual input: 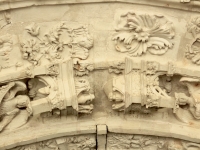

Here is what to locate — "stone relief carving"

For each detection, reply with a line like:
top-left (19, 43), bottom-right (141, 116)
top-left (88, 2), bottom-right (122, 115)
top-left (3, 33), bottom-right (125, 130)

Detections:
top-left (113, 11), bottom-right (175, 56)
top-left (175, 77), bottom-right (200, 120)
top-left (0, 58), bottom-right (95, 132)
top-left (21, 23), bottom-right (93, 65)
top-left (74, 61), bottom-right (94, 76)
top-left (0, 81), bottom-right (32, 132)
top-left (107, 133), bottom-right (200, 150)
top-left (185, 41), bottom-right (200, 65)
top-left (11, 134), bottom-right (96, 150)
top-left (103, 57), bottom-right (200, 123)
top-left (0, 34), bottom-right (13, 71)
top-left (75, 79), bottom-right (95, 114)
top-left (185, 17), bottom-right (200, 65)
top-left (2, 2), bottom-right (200, 150)
top-left (103, 58), bottom-right (172, 113)
top-left (187, 16), bottom-right (200, 38)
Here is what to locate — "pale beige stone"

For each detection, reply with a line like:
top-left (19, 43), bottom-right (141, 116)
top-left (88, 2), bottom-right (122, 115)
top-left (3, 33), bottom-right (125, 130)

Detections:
top-left (1, 1), bottom-right (200, 150)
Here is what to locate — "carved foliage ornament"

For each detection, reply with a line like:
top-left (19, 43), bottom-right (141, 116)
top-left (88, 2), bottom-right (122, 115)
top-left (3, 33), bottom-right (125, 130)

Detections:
top-left (21, 23), bottom-right (93, 65)
top-left (185, 16), bottom-right (200, 65)
top-left (107, 133), bottom-right (200, 150)
top-left (113, 11), bottom-right (175, 56)
top-left (187, 16), bottom-right (200, 38)
top-left (13, 135), bottom-right (96, 150)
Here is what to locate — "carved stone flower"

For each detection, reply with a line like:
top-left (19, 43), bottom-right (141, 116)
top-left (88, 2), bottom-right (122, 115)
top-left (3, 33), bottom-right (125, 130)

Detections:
top-left (113, 12), bottom-right (175, 56)
top-left (135, 32), bottom-right (150, 42)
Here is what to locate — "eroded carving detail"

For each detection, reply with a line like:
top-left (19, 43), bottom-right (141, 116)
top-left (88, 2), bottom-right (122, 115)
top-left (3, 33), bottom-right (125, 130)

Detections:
top-left (187, 16), bottom-right (200, 38)
top-left (113, 11), bottom-right (175, 56)
top-left (176, 77), bottom-right (200, 120)
top-left (107, 133), bottom-right (200, 150)
top-left (75, 79), bottom-right (95, 114)
top-left (21, 23), bottom-right (93, 65)
top-left (74, 61), bottom-right (94, 76)
top-left (0, 81), bottom-right (32, 132)
top-left (108, 61), bottom-right (125, 74)
top-left (12, 134), bottom-right (96, 150)
top-left (185, 38), bottom-right (200, 65)
top-left (0, 34), bottom-right (13, 71)
top-left (108, 133), bottom-right (165, 150)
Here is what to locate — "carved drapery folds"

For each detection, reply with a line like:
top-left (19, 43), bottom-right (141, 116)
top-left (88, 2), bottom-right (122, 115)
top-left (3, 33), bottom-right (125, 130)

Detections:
top-left (113, 11), bottom-right (175, 56)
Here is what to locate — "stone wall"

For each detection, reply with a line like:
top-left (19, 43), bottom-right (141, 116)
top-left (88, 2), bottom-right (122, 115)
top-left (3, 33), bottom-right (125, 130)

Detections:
top-left (0, 0), bottom-right (200, 149)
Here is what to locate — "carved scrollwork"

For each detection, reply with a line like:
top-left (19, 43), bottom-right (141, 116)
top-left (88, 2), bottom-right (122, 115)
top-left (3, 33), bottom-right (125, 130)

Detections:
top-left (21, 23), bottom-right (93, 65)
top-left (113, 11), bottom-right (175, 56)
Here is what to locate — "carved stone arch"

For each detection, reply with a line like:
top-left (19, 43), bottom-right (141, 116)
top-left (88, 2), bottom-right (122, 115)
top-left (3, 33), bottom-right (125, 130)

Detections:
top-left (1, 0), bottom-right (200, 150)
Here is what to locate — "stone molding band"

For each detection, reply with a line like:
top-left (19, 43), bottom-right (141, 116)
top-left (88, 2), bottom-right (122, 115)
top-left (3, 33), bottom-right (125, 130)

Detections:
top-left (0, 0), bottom-right (199, 12)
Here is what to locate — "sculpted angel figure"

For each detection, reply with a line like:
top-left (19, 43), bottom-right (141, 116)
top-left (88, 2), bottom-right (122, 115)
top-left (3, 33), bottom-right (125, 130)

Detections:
top-left (0, 81), bottom-right (32, 132)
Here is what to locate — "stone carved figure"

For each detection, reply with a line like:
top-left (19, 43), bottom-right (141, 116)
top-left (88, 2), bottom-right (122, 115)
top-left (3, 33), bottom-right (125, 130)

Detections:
top-left (176, 77), bottom-right (200, 120)
top-left (0, 81), bottom-right (32, 132)
top-left (113, 11), bottom-right (175, 56)
top-left (28, 78), bottom-right (48, 101)
top-left (103, 76), bottom-right (125, 111)
top-left (75, 79), bottom-right (95, 114)
top-left (103, 59), bottom-right (172, 113)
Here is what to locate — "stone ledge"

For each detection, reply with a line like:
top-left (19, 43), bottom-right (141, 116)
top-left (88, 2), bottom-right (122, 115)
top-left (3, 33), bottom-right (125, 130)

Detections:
top-left (0, 0), bottom-right (198, 12)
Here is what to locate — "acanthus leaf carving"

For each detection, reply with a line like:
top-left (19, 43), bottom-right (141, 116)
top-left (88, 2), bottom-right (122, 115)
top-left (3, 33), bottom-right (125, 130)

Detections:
top-left (113, 11), bottom-right (175, 56)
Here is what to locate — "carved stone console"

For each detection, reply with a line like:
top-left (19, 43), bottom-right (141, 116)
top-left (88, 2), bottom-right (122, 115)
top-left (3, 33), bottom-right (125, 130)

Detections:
top-left (1, 0), bottom-right (200, 150)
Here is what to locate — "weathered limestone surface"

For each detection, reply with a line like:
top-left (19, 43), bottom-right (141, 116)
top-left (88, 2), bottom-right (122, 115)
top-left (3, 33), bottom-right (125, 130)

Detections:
top-left (1, 0), bottom-right (200, 150)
